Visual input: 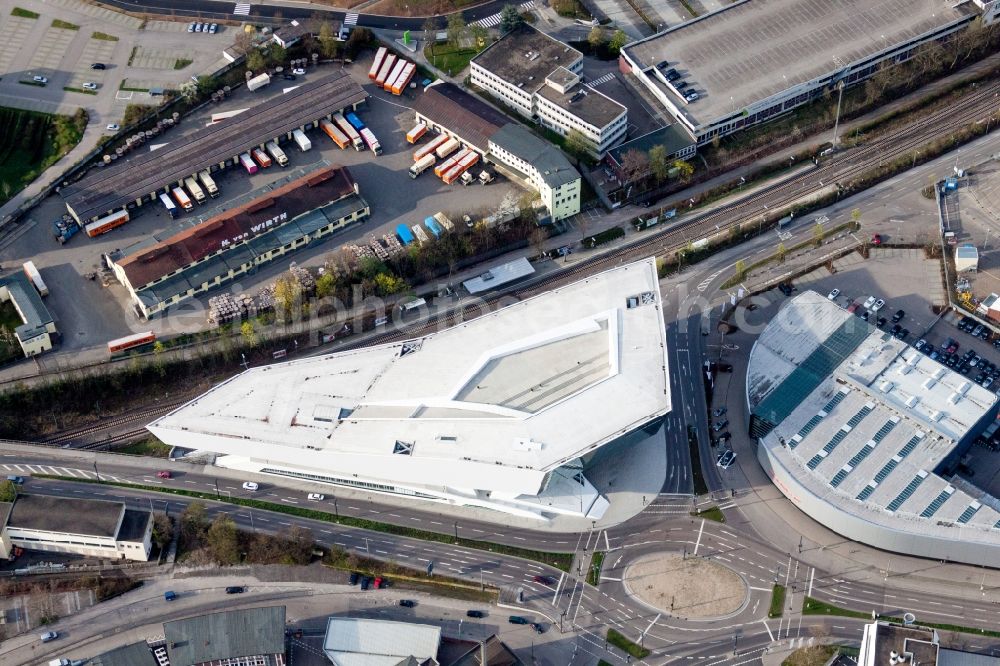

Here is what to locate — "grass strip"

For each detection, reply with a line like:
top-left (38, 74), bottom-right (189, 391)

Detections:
top-left (174, 58), bottom-right (193, 70)
top-left (587, 551), bottom-right (605, 586)
top-left (52, 18), bottom-right (80, 30)
top-left (64, 86), bottom-right (98, 95)
top-left (11, 7), bottom-right (39, 18)
top-left (769, 584), bottom-right (786, 618)
top-left (91, 31), bottom-right (119, 41)
top-left (691, 506), bottom-right (725, 523)
top-left (607, 628), bottom-right (651, 659)
top-left (804, 597), bottom-right (1000, 637)
top-left (34, 474), bottom-right (573, 571)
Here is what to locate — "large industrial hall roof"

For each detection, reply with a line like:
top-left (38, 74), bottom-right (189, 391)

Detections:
top-left (622, 0), bottom-right (976, 128)
top-left (148, 258), bottom-right (671, 496)
top-left (749, 292), bottom-right (1000, 548)
top-left (62, 71), bottom-right (367, 222)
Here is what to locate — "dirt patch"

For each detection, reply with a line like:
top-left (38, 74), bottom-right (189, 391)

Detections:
top-left (624, 552), bottom-right (747, 619)
top-left (362, 0), bottom-right (486, 17)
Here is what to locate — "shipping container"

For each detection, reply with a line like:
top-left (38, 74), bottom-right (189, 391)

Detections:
top-left (434, 148), bottom-right (469, 178)
top-left (435, 137), bottom-right (460, 160)
top-left (184, 176), bottom-right (206, 204)
top-left (360, 127), bottom-right (382, 155)
top-left (333, 113), bottom-right (364, 150)
top-left (159, 192), bottom-right (179, 218)
top-left (320, 118), bottom-right (350, 149)
top-left (391, 63), bottom-right (416, 95)
top-left (172, 187), bottom-right (194, 211)
top-left (433, 212), bottom-right (454, 231)
top-left (424, 216), bottom-right (442, 238)
top-left (266, 141), bottom-right (289, 166)
top-left (85, 209), bottom-right (130, 237)
top-left (238, 152), bottom-right (258, 174)
top-left (383, 60), bottom-right (407, 92)
top-left (247, 72), bottom-right (270, 91)
top-left (369, 46), bottom-right (388, 80)
top-left (292, 129), bottom-right (312, 151)
top-left (409, 154), bottom-right (435, 178)
top-left (52, 214), bottom-right (80, 243)
top-left (198, 170), bottom-right (220, 197)
top-left (443, 151), bottom-right (480, 184)
top-left (375, 54), bottom-right (397, 86)
top-left (22, 261), bottom-right (48, 297)
top-left (107, 330), bottom-right (156, 354)
top-left (345, 111), bottom-right (365, 131)
top-left (406, 123), bottom-right (427, 144)
top-left (252, 147), bottom-right (273, 167)
top-left (412, 224), bottom-right (429, 244)
top-left (396, 223), bottom-right (415, 245)
top-left (414, 134), bottom-right (448, 161)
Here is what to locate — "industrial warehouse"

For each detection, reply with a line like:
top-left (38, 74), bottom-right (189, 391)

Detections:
top-left (61, 71), bottom-right (367, 225)
top-left (413, 82), bottom-right (582, 221)
top-left (749, 292), bottom-right (1000, 565)
top-left (148, 258), bottom-right (670, 521)
top-left (620, 0), bottom-right (997, 144)
top-left (108, 165), bottom-right (369, 319)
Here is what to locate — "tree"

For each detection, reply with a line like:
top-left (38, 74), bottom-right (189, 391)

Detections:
top-left (152, 340), bottom-right (166, 377)
top-left (240, 320), bottom-right (257, 347)
top-left (649, 145), bottom-right (669, 182)
top-left (499, 4), bottom-right (523, 33)
top-left (530, 226), bottom-right (548, 257)
top-left (269, 43), bottom-right (287, 67)
top-left (620, 149), bottom-right (650, 185)
top-left (346, 27), bottom-right (371, 58)
top-left (776, 243), bottom-right (787, 262)
top-left (609, 29), bottom-right (628, 54)
top-left (813, 221), bottom-right (825, 246)
top-left (180, 502), bottom-right (208, 550)
top-left (207, 513), bottom-right (241, 565)
top-left (274, 275), bottom-right (303, 315)
top-left (318, 20), bottom-right (339, 59)
top-left (447, 12), bottom-right (466, 46)
top-left (588, 26), bottom-right (606, 51)
top-left (152, 514), bottom-right (174, 551)
top-left (470, 23), bottom-right (488, 48)
top-left (423, 16), bottom-right (438, 43)
top-left (374, 272), bottom-right (408, 296)
top-left (850, 207), bottom-right (862, 231)
top-left (315, 271), bottom-right (335, 298)
top-left (0, 480), bottom-right (15, 502)
top-left (672, 158), bottom-right (694, 182)
top-left (564, 128), bottom-right (596, 160)
top-left (246, 49), bottom-right (265, 73)
top-left (280, 525), bottom-right (315, 565)
top-left (734, 259), bottom-right (747, 281)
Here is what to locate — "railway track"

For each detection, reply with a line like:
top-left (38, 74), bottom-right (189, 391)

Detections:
top-left (42, 401), bottom-right (186, 446)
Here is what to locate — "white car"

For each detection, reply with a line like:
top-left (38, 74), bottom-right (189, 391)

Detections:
top-left (716, 450), bottom-right (736, 469)
top-left (827, 288), bottom-right (840, 300)
top-left (292, 67), bottom-right (306, 75)
top-left (242, 481), bottom-right (259, 491)
top-left (82, 82), bottom-right (98, 90)
top-left (307, 493), bottom-right (325, 501)
top-left (871, 298), bottom-right (885, 312)
top-left (39, 630), bottom-right (58, 642)
top-left (863, 296), bottom-right (877, 310)
top-left (106, 124), bottom-right (120, 131)
top-left (32, 75), bottom-right (48, 84)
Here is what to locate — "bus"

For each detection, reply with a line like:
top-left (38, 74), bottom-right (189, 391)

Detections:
top-left (107, 331), bottom-right (156, 354)
top-left (159, 192), bottom-right (179, 219)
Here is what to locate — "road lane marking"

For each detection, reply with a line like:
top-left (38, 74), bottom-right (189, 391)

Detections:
top-left (808, 567), bottom-right (815, 597)
top-left (693, 519), bottom-right (705, 555)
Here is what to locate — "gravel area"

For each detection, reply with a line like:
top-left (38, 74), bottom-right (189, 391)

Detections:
top-left (624, 552), bottom-right (747, 618)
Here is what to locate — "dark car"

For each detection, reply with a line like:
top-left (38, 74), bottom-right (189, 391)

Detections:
top-left (531, 623), bottom-right (546, 634)
top-left (467, 610), bottom-right (486, 618)
top-left (713, 407), bottom-right (727, 417)
top-left (890, 323), bottom-right (901, 335)
top-left (349, 572), bottom-right (360, 585)
top-left (717, 362), bottom-right (733, 373)
top-left (399, 599), bottom-right (416, 608)
top-left (91, 62), bottom-right (106, 69)
top-left (225, 586), bottom-right (245, 594)
top-left (533, 575), bottom-right (554, 585)
top-left (892, 309), bottom-right (905, 323)
top-left (509, 616), bottom-right (530, 625)
top-left (718, 432), bottom-right (732, 443)
top-left (360, 576), bottom-right (371, 590)
top-left (876, 317), bottom-right (887, 328)
top-left (282, 73), bottom-right (296, 80)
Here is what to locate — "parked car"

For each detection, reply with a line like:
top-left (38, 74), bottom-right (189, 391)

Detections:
top-left (827, 288), bottom-right (840, 300)
top-left (871, 298), bottom-right (885, 312)
top-left (225, 586), bottom-right (245, 594)
top-left (374, 576), bottom-right (385, 589)
top-left (194, 22), bottom-right (203, 32)
top-left (32, 75), bottom-right (48, 84)
top-left (188, 22), bottom-right (196, 32)
top-left (871, 234), bottom-right (883, 245)
top-left (360, 577), bottom-right (371, 590)
top-left (914, 339), bottom-right (926, 351)
top-left (82, 82), bottom-right (98, 90)
top-left (242, 481), bottom-right (259, 491)
top-left (292, 67), bottom-right (306, 75)
top-left (209, 23), bottom-right (218, 33)
top-left (399, 599), bottom-right (416, 607)
top-left (6, 475), bottom-right (24, 484)
top-left (39, 631), bottom-right (58, 643)
top-left (718, 432), bottom-right (732, 443)
top-left (876, 317), bottom-right (887, 328)
top-left (944, 338), bottom-right (959, 353)
top-left (716, 450), bottom-right (736, 469)
top-left (307, 493), bottom-right (325, 501)
top-left (713, 419), bottom-right (729, 432)
top-left (156, 470), bottom-right (171, 479)
top-left (892, 309), bottom-right (905, 323)
top-left (863, 296), bottom-right (876, 309)
top-left (508, 616), bottom-right (530, 625)
top-left (847, 303), bottom-right (860, 314)
top-left (164, 591), bottom-right (177, 601)
top-left (91, 62), bottom-right (106, 69)
top-left (106, 124), bottom-right (120, 131)
top-left (349, 572), bottom-right (360, 585)
top-left (467, 610), bottom-right (486, 618)
top-left (531, 623), bottom-right (546, 634)
top-left (713, 407), bottom-right (727, 417)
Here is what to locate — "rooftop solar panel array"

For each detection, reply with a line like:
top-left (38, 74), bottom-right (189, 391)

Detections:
top-left (886, 473), bottom-right (927, 512)
top-left (920, 488), bottom-right (953, 518)
top-left (958, 504), bottom-right (981, 524)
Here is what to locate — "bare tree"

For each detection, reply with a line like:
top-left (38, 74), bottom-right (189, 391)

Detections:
top-left (620, 149), bottom-right (650, 185)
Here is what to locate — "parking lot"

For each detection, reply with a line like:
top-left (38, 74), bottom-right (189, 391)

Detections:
top-left (951, 160), bottom-right (1000, 305)
top-left (0, 52), bottom-right (523, 350)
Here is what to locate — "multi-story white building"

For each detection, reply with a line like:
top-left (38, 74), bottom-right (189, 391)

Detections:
top-left (471, 25), bottom-right (627, 156)
top-left (0, 495), bottom-right (152, 561)
top-left (149, 258), bottom-right (671, 522)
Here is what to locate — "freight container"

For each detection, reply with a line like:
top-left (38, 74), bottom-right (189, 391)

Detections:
top-left (22, 261), bottom-right (48, 297)
top-left (360, 127), bottom-right (382, 155)
top-left (266, 141), bottom-right (289, 166)
top-left (383, 60), bottom-right (406, 92)
top-left (172, 187), bottom-right (194, 211)
top-left (435, 137), bottom-right (460, 159)
top-left (434, 148), bottom-right (469, 178)
top-left (52, 214), bottom-right (81, 243)
top-left (391, 63), bottom-right (416, 95)
top-left (433, 212), bottom-right (454, 231)
top-left (424, 216), bottom-right (442, 238)
top-left (159, 192), bottom-right (179, 218)
top-left (409, 154), bottom-right (435, 178)
top-left (406, 123), bottom-right (427, 144)
top-left (252, 147), bottom-right (273, 167)
top-left (414, 134), bottom-right (448, 161)
top-left (239, 152), bottom-right (258, 174)
top-left (396, 223), bottom-right (415, 245)
top-left (198, 170), bottom-right (219, 197)
top-left (247, 72), bottom-right (270, 91)
top-left (369, 46), bottom-right (388, 80)
top-left (412, 224), bottom-right (429, 244)
top-left (333, 113), bottom-right (364, 150)
top-left (85, 209), bottom-right (130, 237)
top-left (345, 111), bottom-right (365, 131)
top-left (320, 118), bottom-right (349, 149)
top-left (292, 129), bottom-right (312, 151)
top-left (375, 54), bottom-right (397, 86)
top-left (184, 176), bottom-right (206, 204)
top-left (442, 151), bottom-right (480, 184)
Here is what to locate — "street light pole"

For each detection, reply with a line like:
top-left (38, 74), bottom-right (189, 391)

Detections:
top-left (831, 81), bottom-right (845, 148)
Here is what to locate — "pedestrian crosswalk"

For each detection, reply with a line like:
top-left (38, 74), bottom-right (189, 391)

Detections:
top-left (343, 12), bottom-right (359, 26)
top-left (233, 2), bottom-right (251, 15)
top-left (474, 1), bottom-right (535, 28)
top-left (587, 72), bottom-right (616, 88)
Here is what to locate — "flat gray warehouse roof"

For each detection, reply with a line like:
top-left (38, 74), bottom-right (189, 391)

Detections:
top-left (165, 606), bottom-right (286, 666)
top-left (623, 0), bottom-right (976, 127)
top-left (7, 495), bottom-right (123, 538)
top-left (62, 71), bottom-right (367, 222)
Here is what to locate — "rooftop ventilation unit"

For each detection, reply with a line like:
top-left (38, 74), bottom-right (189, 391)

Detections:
top-left (922, 377), bottom-right (937, 391)
top-left (948, 391), bottom-right (962, 405)
top-left (905, 395), bottom-right (920, 409)
top-left (931, 410), bottom-right (945, 422)
top-left (880, 381), bottom-right (895, 393)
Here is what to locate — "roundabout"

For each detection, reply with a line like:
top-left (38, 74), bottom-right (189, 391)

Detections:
top-left (623, 551), bottom-right (749, 620)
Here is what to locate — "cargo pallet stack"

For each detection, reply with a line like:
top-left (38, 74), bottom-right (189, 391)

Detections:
top-left (208, 292), bottom-right (257, 326)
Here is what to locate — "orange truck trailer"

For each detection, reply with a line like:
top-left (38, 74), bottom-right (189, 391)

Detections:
top-left (368, 46), bottom-right (388, 80)
top-left (414, 134), bottom-right (448, 161)
top-left (442, 151), bottom-right (480, 184)
top-left (320, 119), bottom-right (350, 149)
top-left (406, 123), bottom-right (427, 144)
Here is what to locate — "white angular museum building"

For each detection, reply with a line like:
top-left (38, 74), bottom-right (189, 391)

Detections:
top-left (148, 258), bottom-right (670, 521)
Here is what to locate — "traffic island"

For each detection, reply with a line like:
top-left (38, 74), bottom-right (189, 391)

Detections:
top-left (624, 552), bottom-right (748, 619)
